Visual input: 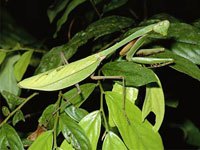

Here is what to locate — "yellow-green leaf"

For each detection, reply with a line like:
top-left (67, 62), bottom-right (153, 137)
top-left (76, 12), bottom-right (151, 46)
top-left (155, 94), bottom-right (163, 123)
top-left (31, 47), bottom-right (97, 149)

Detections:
top-left (60, 140), bottom-right (75, 150)
top-left (0, 52), bottom-right (6, 64)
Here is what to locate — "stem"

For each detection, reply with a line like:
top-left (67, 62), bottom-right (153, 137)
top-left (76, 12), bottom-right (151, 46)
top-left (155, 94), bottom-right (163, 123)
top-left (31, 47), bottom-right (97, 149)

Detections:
top-left (0, 46), bottom-right (46, 53)
top-left (89, 0), bottom-right (101, 18)
top-left (53, 91), bottom-right (62, 150)
top-left (0, 93), bottom-right (38, 128)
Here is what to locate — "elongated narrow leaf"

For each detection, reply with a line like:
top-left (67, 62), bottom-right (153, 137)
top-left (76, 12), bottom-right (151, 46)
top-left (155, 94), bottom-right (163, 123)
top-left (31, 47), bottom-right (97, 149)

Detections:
top-left (14, 50), bottom-right (33, 81)
top-left (12, 110), bottom-right (25, 126)
top-left (142, 74), bottom-right (165, 131)
top-left (18, 53), bottom-right (104, 91)
top-left (79, 111), bottom-right (101, 150)
top-left (55, 0), bottom-right (87, 37)
top-left (102, 131), bottom-right (127, 150)
top-left (105, 92), bottom-right (163, 150)
top-left (28, 130), bottom-right (53, 150)
top-left (151, 50), bottom-right (200, 81)
top-left (63, 83), bottom-right (96, 107)
top-left (0, 52), bottom-right (6, 64)
top-left (59, 113), bottom-right (92, 150)
top-left (60, 140), bottom-right (75, 150)
top-left (102, 61), bottom-right (157, 87)
top-left (0, 124), bottom-right (24, 150)
top-left (0, 55), bottom-right (21, 95)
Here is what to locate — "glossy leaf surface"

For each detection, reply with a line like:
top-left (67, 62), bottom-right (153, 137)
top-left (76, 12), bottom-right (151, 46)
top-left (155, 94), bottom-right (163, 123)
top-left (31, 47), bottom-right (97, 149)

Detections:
top-left (65, 106), bottom-right (88, 122)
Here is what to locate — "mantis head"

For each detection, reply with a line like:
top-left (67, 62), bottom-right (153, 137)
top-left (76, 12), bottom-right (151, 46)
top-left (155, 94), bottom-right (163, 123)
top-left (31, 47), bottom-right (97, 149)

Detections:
top-left (153, 20), bottom-right (170, 36)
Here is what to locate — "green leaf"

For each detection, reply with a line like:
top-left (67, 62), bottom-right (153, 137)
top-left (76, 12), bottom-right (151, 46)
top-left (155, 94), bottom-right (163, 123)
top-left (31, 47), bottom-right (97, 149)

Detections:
top-left (79, 111), bottom-right (101, 150)
top-left (18, 53), bottom-right (104, 91)
top-left (63, 83), bottom-right (96, 107)
top-left (193, 18), bottom-right (200, 29)
top-left (0, 52), bottom-right (6, 64)
top-left (151, 50), bottom-right (200, 81)
top-left (2, 106), bottom-right (10, 116)
top-left (59, 113), bottom-right (92, 150)
top-left (35, 16), bottom-right (133, 74)
top-left (47, 0), bottom-right (70, 23)
top-left (12, 110), bottom-right (25, 126)
top-left (102, 131), bottom-right (127, 150)
top-left (102, 61), bottom-right (157, 87)
top-left (0, 55), bottom-right (21, 95)
top-left (14, 50), bottom-right (33, 81)
top-left (105, 92), bottom-right (163, 150)
top-left (165, 98), bottom-right (179, 108)
top-left (103, 0), bottom-right (128, 13)
top-left (60, 140), bottom-right (75, 150)
top-left (142, 74), bottom-right (165, 131)
top-left (65, 106), bottom-right (88, 122)
top-left (168, 23), bottom-right (200, 65)
top-left (54, 0), bottom-right (87, 37)
top-left (1, 90), bottom-right (24, 110)
top-left (0, 124), bottom-right (24, 150)
top-left (28, 130), bottom-right (53, 150)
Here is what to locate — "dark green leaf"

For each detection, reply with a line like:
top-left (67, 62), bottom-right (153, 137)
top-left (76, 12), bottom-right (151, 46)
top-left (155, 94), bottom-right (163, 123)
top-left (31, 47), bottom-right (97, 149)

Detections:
top-left (105, 92), bottom-right (163, 150)
top-left (59, 113), bottom-right (92, 150)
top-left (0, 55), bottom-right (21, 95)
top-left (103, 0), bottom-right (128, 13)
top-left (12, 110), bottom-right (25, 126)
top-left (102, 131), bottom-right (127, 150)
top-left (79, 111), bottom-right (101, 150)
top-left (0, 124), bottom-right (24, 150)
top-left (36, 16), bottom-right (133, 73)
top-left (102, 61), bottom-right (157, 87)
top-left (1, 90), bottom-right (24, 110)
top-left (2, 106), bottom-right (10, 116)
top-left (47, 0), bottom-right (70, 23)
top-left (65, 106), bottom-right (88, 122)
top-left (193, 18), bottom-right (200, 29)
top-left (14, 50), bottom-right (33, 81)
top-left (28, 130), bottom-right (53, 150)
top-left (63, 83), bottom-right (96, 107)
top-left (151, 50), bottom-right (200, 81)
top-left (0, 52), bottom-right (6, 64)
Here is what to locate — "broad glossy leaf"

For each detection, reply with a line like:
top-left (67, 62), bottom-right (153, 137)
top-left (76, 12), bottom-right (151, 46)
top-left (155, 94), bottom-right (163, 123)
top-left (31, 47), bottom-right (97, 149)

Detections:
top-left (47, 0), bottom-right (70, 23)
top-left (151, 50), bottom-right (200, 81)
top-left (14, 50), bottom-right (33, 81)
top-left (55, 0), bottom-right (87, 37)
top-left (12, 110), bottom-right (25, 126)
top-left (103, 0), bottom-right (128, 13)
top-left (36, 16), bottom-right (133, 74)
top-left (1, 90), bottom-right (24, 110)
top-left (102, 61), bottom-right (157, 87)
top-left (59, 113), bottom-right (92, 150)
top-left (62, 83), bottom-right (96, 107)
top-left (105, 92), bottom-right (163, 150)
top-left (142, 74), bottom-right (165, 131)
top-left (79, 111), bottom-right (101, 150)
top-left (65, 106), bottom-right (88, 122)
top-left (0, 124), bottom-right (24, 150)
top-left (0, 55), bottom-right (21, 95)
top-left (28, 130), bottom-right (53, 150)
top-left (60, 140), bottom-right (75, 150)
top-left (102, 131), bottom-right (127, 150)
top-left (0, 52), bottom-right (6, 64)
top-left (18, 53), bottom-right (104, 91)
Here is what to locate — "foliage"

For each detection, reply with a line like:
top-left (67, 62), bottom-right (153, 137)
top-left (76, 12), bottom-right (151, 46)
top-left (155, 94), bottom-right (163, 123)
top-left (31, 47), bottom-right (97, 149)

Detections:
top-left (0, 0), bottom-right (200, 150)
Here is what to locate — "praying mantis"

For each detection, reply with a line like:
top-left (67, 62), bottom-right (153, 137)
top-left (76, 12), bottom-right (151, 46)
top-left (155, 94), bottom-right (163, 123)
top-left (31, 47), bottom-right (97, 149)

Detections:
top-left (18, 20), bottom-right (172, 91)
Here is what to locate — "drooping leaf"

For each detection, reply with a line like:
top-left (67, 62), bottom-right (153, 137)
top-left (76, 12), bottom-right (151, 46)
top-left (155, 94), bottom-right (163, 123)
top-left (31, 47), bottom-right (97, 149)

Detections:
top-left (18, 53), bottom-right (104, 91)
top-left (103, 0), bottom-right (128, 13)
top-left (14, 50), bottom-right (33, 81)
top-left (47, 0), bottom-right (70, 23)
top-left (65, 106), bottom-right (88, 122)
top-left (36, 16), bottom-right (133, 73)
top-left (62, 83), bottom-right (96, 107)
top-left (142, 74), bottom-right (165, 131)
top-left (2, 106), bottom-right (10, 116)
top-left (0, 124), bottom-right (24, 150)
top-left (59, 113), bottom-right (92, 150)
top-left (54, 0), bottom-right (87, 37)
top-left (0, 52), bottom-right (6, 64)
top-left (102, 61), bottom-right (158, 87)
top-left (1, 90), bottom-right (24, 110)
top-left (102, 131), bottom-right (127, 150)
top-left (28, 130), bottom-right (53, 150)
top-left (151, 50), bottom-right (200, 81)
top-left (0, 55), bottom-right (21, 95)
top-left (79, 111), bottom-right (101, 150)
top-left (12, 110), bottom-right (25, 126)
top-left (60, 140), bottom-right (75, 150)
top-left (105, 92), bottom-right (163, 150)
